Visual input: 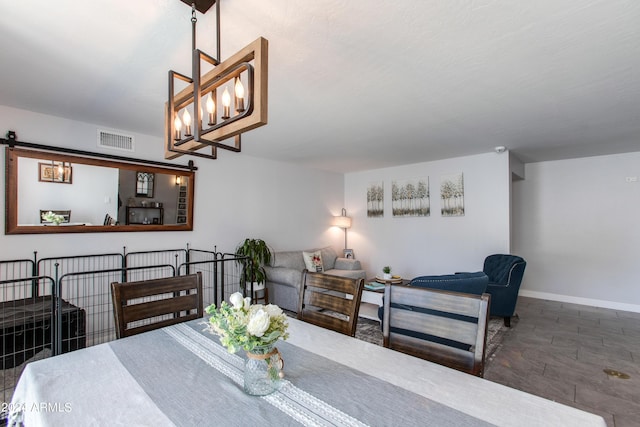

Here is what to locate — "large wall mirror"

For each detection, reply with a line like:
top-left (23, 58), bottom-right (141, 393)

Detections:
top-left (5, 148), bottom-right (195, 234)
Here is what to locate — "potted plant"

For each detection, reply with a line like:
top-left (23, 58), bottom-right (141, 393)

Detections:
top-left (382, 266), bottom-right (392, 280)
top-left (235, 238), bottom-right (273, 295)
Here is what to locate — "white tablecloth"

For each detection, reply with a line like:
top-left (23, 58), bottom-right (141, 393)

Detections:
top-left (9, 318), bottom-right (605, 426)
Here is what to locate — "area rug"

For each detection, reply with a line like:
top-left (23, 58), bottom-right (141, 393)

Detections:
top-left (354, 316), bottom-right (516, 360)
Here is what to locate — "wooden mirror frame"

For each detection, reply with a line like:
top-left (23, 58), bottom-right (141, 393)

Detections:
top-left (5, 148), bottom-right (195, 234)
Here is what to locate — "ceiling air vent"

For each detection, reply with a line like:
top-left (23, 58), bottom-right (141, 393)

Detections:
top-left (97, 129), bottom-right (134, 152)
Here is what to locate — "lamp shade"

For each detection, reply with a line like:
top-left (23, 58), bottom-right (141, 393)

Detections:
top-left (333, 215), bottom-right (352, 229)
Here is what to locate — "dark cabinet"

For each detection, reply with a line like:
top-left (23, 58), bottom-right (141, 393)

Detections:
top-left (1, 296), bottom-right (86, 369)
top-left (126, 206), bottom-right (164, 225)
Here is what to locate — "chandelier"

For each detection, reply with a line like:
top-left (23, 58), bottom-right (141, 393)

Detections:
top-left (166, 0), bottom-right (268, 160)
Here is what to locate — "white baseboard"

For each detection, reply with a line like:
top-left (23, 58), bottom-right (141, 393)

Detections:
top-left (519, 290), bottom-right (640, 313)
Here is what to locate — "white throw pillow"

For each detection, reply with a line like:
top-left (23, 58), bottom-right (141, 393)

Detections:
top-left (302, 250), bottom-right (324, 272)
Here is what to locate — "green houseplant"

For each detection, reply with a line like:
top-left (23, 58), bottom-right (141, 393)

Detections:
top-left (236, 238), bottom-right (273, 291)
top-left (382, 266), bottom-right (392, 280)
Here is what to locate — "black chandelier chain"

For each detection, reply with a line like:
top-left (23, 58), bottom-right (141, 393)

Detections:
top-left (189, 1), bottom-right (221, 62)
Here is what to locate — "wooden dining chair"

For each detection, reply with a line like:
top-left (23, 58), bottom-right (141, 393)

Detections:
top-left (382, 284), bottom-right (490, 377)
top-left (297, 269), bottom-right (365, 337)
top-left (111, 272), bottom-right (203, 339)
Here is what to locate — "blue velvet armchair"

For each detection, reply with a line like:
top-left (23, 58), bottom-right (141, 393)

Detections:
top-left (483, 254), bottom-right (526, 327)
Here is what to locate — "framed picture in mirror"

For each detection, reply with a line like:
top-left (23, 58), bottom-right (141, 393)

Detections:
top-left (39, 162), bottom-right (72, 184)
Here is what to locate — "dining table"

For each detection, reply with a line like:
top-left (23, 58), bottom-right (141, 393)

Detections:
top-left (9, 317), bottom-right (606, 426)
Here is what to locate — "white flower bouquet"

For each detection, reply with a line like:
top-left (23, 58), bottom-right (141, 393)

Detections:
top-left (205, 292), bottom-right (289, 354)
top-left (41, 211), bottom-right (65, 225)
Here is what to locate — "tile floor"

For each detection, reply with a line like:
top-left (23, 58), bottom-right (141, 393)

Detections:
top-left (484, 296), bottom-right (640, 427)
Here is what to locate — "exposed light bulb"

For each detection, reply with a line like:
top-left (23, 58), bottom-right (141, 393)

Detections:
top-left (206, 93), bottom-right (215, 113)
top-left (235, 77), bottom-right (245, 112)
top-left (174, 115), bottom-right (182, 140)
top-left (183, 109), bottom-right (192, 136)
top-left (222, 88), bottom-right (231, 107)
top-left (206, 93), bottom-right (216, 125)
top-left (183, 109), bottom-right (192, 126)
top-left (222, 88), bottom-right (231, 119)
top-left (235, 78), bottom-right (244, 97)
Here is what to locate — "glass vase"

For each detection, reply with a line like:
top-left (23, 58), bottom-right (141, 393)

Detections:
top-left (244, 344), bottom-right (283, 396)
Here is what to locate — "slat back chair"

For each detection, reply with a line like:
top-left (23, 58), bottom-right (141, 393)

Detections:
top-left (111, 272), bottom-right (203, 339)
top-left (297, 269), bottom-right (365, 336)
top-left (382, 284), bottom-right (490, 377)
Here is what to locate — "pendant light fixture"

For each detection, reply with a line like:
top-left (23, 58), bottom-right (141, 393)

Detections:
top-left (166, 0), bottom-right (268, 160)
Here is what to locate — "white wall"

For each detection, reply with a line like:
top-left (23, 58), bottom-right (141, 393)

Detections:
top-left (513, 152), bottom-right (640, 312)
top-left (18, 158), bottom-right (118, 225)
top-left (0, 105), bottom-right (345, 260)
top-left (345, 152), bottom-right (511, 279)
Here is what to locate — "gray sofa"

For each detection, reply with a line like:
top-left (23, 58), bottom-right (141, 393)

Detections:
top-left (264, 247), bottom-right (366, 312)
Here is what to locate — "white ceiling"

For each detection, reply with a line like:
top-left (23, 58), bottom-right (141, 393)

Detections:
top-left (1, 0), bottom-right (639, 173)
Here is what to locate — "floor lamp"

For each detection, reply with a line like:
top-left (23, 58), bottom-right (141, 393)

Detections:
top-left (333, 208), bottom-right (352, 250)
